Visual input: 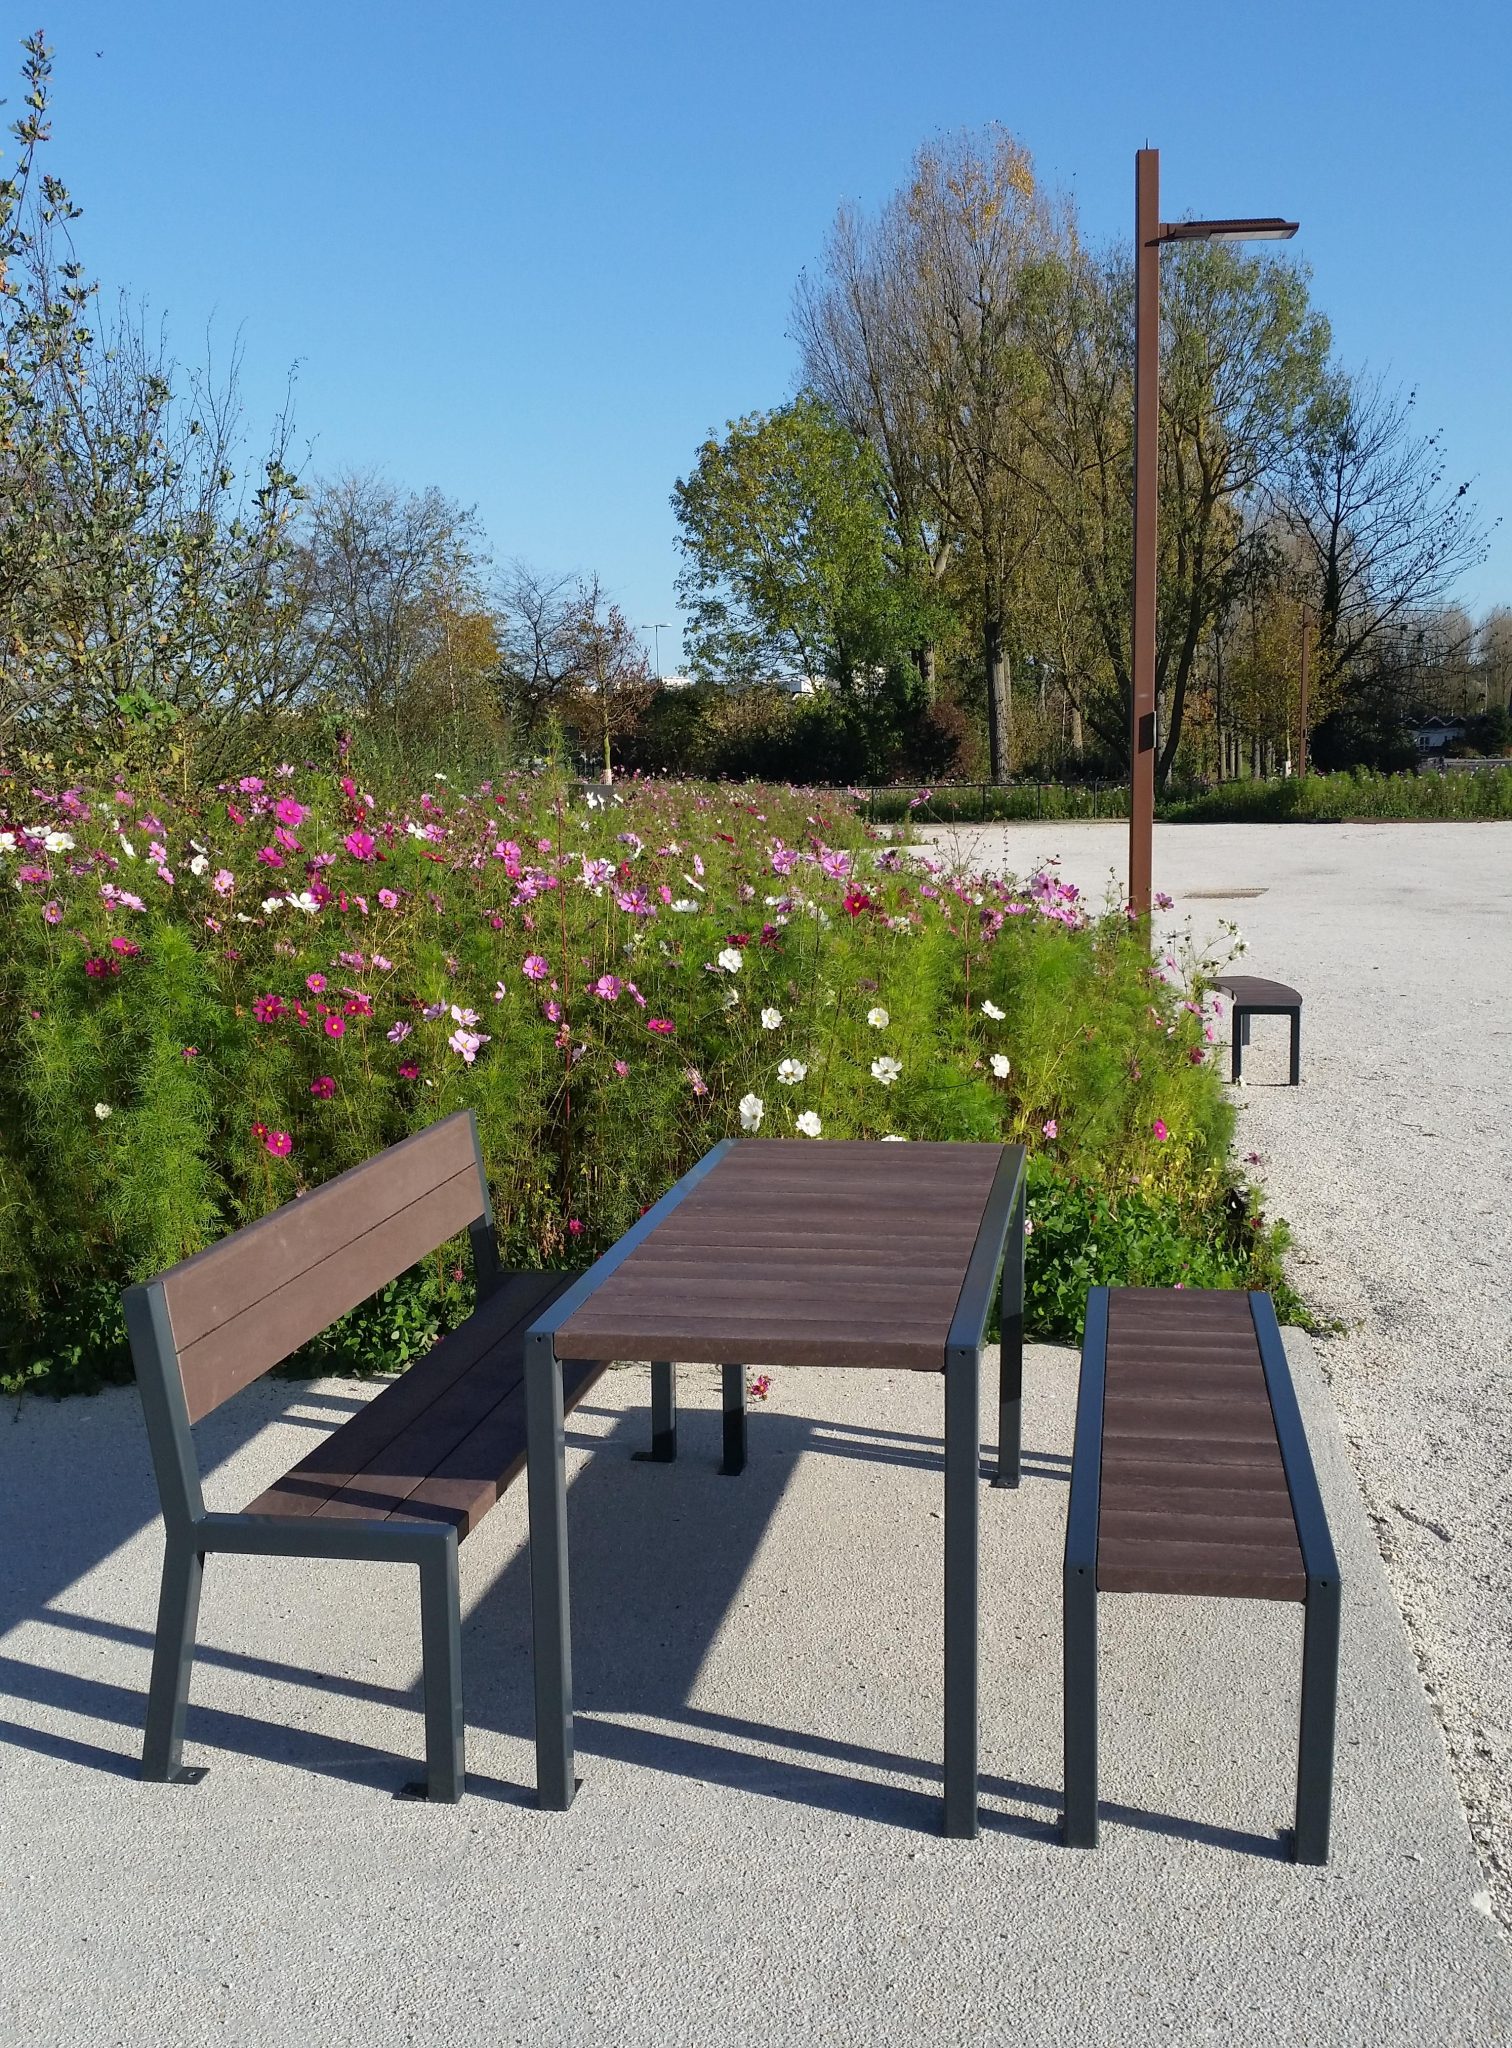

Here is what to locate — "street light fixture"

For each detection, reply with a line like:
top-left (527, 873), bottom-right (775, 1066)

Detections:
top-left (1128, 149), bottom-right (1298, 919)
top-left (642, 622), bottom-right (671, 681)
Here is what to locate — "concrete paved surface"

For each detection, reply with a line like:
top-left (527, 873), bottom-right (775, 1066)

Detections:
top-left (925, 818), bottom-right (1512, 1937)
top-left (2, 1336), bottom-right (1507, 2046)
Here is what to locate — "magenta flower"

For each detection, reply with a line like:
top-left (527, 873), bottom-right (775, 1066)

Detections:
top-left (1152, 1118), bottom-right (1169, 1141)
top-left (522, 954), bottom-right (549, 982)
top-left (397, 1060), bottom-right (420, 1080)
top-left (255, 847), bottom-right (284, 868)
top-left (344, 830), bottom-right (377, 862)
top-left (324, 1015), bottom-right (345, 1039)
top-left (252, 994), bottom-right (285, 1023)
top-left (646, 1017), bottom-right (675, 1036)
top-left (309, 1075), bottom-right (336, 1100)
top-left (265, 1130), bottom-right (293, 1157)
top-left (567, 1218), bottom-right (584, 1237)
top-left (274, 798), bottom-right (305, 828)
top-left (306, 973), bottom-right (327, 993)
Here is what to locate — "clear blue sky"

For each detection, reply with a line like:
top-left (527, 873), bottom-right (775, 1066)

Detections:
top-left (27, 1), bottom-right (1512, 665)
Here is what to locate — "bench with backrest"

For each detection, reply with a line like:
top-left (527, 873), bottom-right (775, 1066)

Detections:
top-left (123, 1110), bottom-right (592, 1802)
top-left (1214, 973), bottom-right (1302, 1085)
top-left (1062, 1286), bottom-right (1341, 1863)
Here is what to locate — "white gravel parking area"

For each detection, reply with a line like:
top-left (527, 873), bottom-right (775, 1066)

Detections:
top-left (925, 818), bottom-right (1512, 1935)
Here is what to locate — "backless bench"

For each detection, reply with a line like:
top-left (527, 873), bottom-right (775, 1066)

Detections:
top-left (123, 1110), bottom-right (589, 1802)
top-left (1062, 1286), bottom-right (1342, 1863)
top-left (1213, 973), bottom-right (1302, 1086)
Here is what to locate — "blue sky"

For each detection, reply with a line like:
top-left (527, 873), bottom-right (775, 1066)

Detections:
top-left (26, 1), bottom-right (1512, 665)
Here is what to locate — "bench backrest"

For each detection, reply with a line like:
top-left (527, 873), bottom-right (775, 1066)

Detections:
top-left (129, 1111), bottom-right (494, 1427)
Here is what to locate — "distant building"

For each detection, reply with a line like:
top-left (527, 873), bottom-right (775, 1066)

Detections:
top-left (1407, 715), bottom-right (1466, 753)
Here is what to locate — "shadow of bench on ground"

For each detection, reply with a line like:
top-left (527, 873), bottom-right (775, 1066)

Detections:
top-left (0, 1384), bottom-right (1282, 1860)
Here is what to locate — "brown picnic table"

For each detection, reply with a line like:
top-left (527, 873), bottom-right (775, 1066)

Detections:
top-left (522, 1137), bottom-right (1028, 1839)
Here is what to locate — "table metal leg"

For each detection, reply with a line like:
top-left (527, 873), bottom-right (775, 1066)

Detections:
top-left (720, 1363), bottom-right (747, 1476)
top-left (943, 1341), bottom-right (981, 1838)
top-left (525, 1331), bottom-right (576, 1811)
top-left (993, 1185), bottom-right (1025, 1488)
top-left (644, 1359), bottom-right (677, 1463)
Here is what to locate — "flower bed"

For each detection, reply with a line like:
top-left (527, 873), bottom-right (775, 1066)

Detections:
top-left (0, 768), bottom-right (1291, 1393)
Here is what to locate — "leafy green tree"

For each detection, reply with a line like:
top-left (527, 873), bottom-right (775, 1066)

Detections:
top-left (671, 396), bottom-right (922, 688)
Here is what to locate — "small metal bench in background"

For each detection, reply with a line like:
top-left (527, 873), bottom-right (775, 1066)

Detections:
top-left (1062, 1286), bottom-right (1341, 1864)
top-left (1214, 973), bottom-right (1302, 1085)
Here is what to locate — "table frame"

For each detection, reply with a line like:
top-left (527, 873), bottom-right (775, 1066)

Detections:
top-left (523, 1138), bottom-right (1027, 1839)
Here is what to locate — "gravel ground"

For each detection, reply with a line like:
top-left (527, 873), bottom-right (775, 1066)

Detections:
top-left (924, 818), bottom-right (1512, 1935)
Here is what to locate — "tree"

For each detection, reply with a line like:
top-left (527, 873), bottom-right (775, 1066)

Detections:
top-left (0, 35), bottom-right (306, 777)
top-left (495, 564), bottom-right (651, 778)
top-left (671, 396), bottom-right (917, 687)
top-left (795, 128), bottom-right (1056, 779)
top-left (563, 579), bottom-right (654, 782)
top-left (293, 474), bottom-right (492, 740)
top-left (1277, 375), bottom-right (1487, 689)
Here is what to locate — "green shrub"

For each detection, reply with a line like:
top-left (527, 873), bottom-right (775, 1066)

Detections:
top-left (0, 767), bottom-right (1283, 1393)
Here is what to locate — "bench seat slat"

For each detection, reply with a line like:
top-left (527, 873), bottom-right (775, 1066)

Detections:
top-left (243, 1270), bottom-right (581, 1532)
top-left (1095, 1287), bottom-right (1307, 1602)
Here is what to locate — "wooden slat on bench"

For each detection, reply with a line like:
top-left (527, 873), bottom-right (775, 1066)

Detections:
top-left (1097, 1289), bottom-right (1306, 1603)
top-left (243, 1270), bottom-right (571, 1524)
top-left (163, 1113), bottom-right (484, 1420)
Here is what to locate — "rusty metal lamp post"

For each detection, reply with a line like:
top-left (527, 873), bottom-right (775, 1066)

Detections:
top-left (1129, 149), bottom-right (1298, 918)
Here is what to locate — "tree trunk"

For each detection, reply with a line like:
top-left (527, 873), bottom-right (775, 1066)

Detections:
top-left (985, 614), bottom-right (1011, 784)
top-left (915, 643), bottom-right (937, 704)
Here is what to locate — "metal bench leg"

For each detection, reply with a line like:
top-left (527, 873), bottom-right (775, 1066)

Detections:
top-left (418, 1536), bottom-right (465, 1803)
top-left (1062, 1561), bottom-right (1099, 1846)
top-left (993, 1182), bottom-right (1025, 1488)
top-left (1289, 1010), bottom-right (1302, 1087)
top-left (525, 1334), bottom-right (576, 1811)
top-left (942, 1342), bottom-right (981, 1839)
top-left (1293, 1576), bottom-right (1340, 1864)
top-left (1231, 1011), bottom-right (1247, 1082)
top-left (141, 1536), bottom-right (206, 1783)
top-left (644, 1359), bottom-right (677, 1463)
top-left (719, 1364), bottom-right (747, 1476)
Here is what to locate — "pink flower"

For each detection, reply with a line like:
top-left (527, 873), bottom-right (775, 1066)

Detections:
top-left (646, 1018), bottom-right (675, 1036)
top-left (212, 869), bottom-right (235, 896)
top-left (108, 937), bottom-right (140, 956)
top-left (182, 1046), bottom-right (199, 1060)
top-left (543, 999), bottom-right (563, 1024)
top-left (684, 1066), bottom-right (709, 1097)
top-left (378, 888), bottom-right (399, 910)
top-left (309, 1075), bottom-right (336, 1099)
top-left (397, 1060), bottom-right (420, 1080)
top-left (306, 973), bottom-right (327, 993)
top-left (324, 1015), bottom-right (345, 1039)
top-left (42, 900), bottom-right (62, 924)
top-left (274, 798), bottom-right (305, 828)
top-left (750, 1374), bottom-right (772, 1401)
top-left (1154, 891), bottom-right (1174, 910)
top-left (1041, 1119), bottom-right (1058, 1139)
top-left (1152, 1118), bottom-right (1169, 1142)
top-left (255, 846), bottom-right (284, 868)
top-left (387, 1020), bottom-right (413, 1043)
top-left (344, 830), bottom-right (377, 862)
top-left (522, 954), bottom-right (549, 982)
top-left (567, 1218), bottom-right (584, 1237)
top-left (590, 974), bottom-right (621, 1001)
top-left (265, 1130), bottom-right (293, 1157)
top-left (613, 1059), bottom-right (629, 1077)
top-left (252, 993), bottom-right (285, 1023)
top-left (448, 1027), bottom-right (489, 1063)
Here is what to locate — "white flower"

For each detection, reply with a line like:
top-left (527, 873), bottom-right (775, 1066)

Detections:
top-left (261, 895), bottom-right (284, 914)
top-left (871, 1056), bottom-right (902, 1086)
top-left (717, 947), bottom-right (743, 973)
top-left (981, 999), bottom-right (1005, 1021)
top-left (285, 890), bottom-right (320, 914)
top-left (94, 1102), bottom-right (112, 1120)
top-left (880, 1134), bottom-right (908, 1142)
top-left (739, 1092), bottom-right (764, 1132)
top-left (760, 1007), bottom-right (783, 1030)
top-left (0, 831), bottom-right (16, 852)
top-left (866, 1006), bottom-right (889, 1029)
top-left (670, 899), bottom-right (698, 913)
top-left (777, 1058), bottom-right (807, 1085)
top-left (43, 829), bottom-right (75, 852)
top-left (117, 835), bottom-right (136, 859)
top-left (188, 853), bottom-right (209, 877)
top-left (795, 1109), bottom-right (822, 1138)
top-left (990, 1053), bottom-right (1011, 1079)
